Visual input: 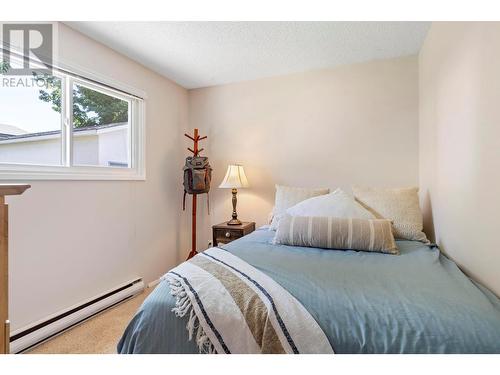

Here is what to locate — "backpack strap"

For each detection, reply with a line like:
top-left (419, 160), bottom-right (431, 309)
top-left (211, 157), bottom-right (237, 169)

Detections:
top-left (207, 191), bottom-right (210, 215)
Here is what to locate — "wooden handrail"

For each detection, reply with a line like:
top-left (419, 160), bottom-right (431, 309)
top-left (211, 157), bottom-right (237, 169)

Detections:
top-left (1, 184), bottom-right (30, 354)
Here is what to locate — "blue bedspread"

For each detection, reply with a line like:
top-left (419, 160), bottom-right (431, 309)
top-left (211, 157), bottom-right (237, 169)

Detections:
top-left (118, 228), bottom-right (500, 353)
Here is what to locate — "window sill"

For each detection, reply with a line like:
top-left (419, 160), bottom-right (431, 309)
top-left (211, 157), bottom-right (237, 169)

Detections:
top-left (0, 164), bottom-right (146, 181)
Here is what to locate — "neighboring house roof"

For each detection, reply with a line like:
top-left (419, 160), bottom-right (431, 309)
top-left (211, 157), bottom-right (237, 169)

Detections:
top-left (0, 122), bottom-right (127, 143)
top-left (0, 123), bottom-right (28, 136)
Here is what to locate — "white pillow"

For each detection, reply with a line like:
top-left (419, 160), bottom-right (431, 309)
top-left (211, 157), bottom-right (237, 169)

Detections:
top-left (352, 186), bottom-right (429, 243)
top-left (286, 189), bottom-right (375, 220)
top-left (269, 185), bottom-right (329, 230)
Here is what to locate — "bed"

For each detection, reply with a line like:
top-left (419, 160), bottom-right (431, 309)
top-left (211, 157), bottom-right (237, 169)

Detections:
top-left (118, 227), bottom-right (500, 354)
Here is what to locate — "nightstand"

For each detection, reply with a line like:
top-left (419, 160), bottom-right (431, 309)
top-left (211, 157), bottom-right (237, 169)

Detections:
top-left (212, 221), bottom-right (255, 247)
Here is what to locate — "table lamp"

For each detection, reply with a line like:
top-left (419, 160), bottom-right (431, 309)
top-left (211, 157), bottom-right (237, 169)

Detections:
top-left (219, 164), bottom-right (249, 225)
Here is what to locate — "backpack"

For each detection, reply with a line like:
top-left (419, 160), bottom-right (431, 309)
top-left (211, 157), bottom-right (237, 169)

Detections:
top-left (182, 156), bottom-right (212, 212)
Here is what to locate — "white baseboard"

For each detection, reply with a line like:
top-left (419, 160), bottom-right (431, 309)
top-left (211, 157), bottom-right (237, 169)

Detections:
top-left (147, 278), bottom-right (161, 288)
top-left (10, 278), bottom-right (144, 353)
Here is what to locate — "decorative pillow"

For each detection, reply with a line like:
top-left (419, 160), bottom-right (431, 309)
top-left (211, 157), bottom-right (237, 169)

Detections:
top-left (286, 188), bottom-right (375, 219)
top-left (269, 185), bottom-right (329, 230)
top-left (273, 214), bottom-right (398, 254)
top-left (352, 187), bottom-right (429, 243)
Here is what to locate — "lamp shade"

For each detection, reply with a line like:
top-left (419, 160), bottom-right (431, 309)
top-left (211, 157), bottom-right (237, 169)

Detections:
top-left (219, 164), bottom-right (249, 189)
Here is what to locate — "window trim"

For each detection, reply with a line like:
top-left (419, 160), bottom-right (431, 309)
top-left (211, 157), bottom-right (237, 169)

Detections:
top-left (0, 52), bottom-right (146, 181)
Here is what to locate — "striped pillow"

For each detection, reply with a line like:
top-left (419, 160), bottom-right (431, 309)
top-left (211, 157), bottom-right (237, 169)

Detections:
top-left (273, 214), bottom-right (398, 254)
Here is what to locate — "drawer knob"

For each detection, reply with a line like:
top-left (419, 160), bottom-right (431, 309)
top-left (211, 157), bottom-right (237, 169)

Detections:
top-left (225, 231), bottom-right (231, 238)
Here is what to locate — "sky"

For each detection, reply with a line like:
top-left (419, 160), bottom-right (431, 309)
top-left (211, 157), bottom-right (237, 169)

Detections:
top-left (0, 77), bottom-right (61, 133)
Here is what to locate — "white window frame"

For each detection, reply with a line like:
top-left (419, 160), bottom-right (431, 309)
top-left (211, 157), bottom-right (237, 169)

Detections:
top-left (0, 54), bottom-right (146, 181)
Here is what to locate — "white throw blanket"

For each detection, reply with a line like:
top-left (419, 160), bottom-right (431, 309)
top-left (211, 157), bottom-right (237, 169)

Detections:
top-left (162, 247), bottom-right (333, 354)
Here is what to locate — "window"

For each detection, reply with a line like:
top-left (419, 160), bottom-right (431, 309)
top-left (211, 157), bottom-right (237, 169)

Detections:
top-left (0, 75), bottom-right (63, 165)
top-left (0, 53), bottom-right (145, 180)
top-left (71, 82), bottom-right (131, 168)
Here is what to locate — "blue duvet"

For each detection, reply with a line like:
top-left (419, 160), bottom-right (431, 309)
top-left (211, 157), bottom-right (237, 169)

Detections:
top-left (118, 228), bottom-right (500, 353)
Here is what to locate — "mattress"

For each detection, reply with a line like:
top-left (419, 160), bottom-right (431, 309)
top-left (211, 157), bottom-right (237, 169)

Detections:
top-left (118, 227), bottom-right (500, 353)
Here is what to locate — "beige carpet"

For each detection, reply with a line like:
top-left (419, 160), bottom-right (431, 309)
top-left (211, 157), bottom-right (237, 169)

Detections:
top-left (26, 287), bottom-right (153, 354)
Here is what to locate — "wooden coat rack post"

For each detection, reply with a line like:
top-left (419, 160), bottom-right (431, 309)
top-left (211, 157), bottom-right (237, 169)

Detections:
top-left (185, 129), bottom-right (207, 260)
top-left (1, 184), bottom-right (30, 354)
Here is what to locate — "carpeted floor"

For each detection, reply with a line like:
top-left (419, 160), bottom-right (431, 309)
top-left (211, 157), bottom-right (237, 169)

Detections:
top-left (26, 287), bottom-right (153, 354)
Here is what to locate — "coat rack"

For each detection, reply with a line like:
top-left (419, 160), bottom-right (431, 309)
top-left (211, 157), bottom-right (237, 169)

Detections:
top-left (185, 128), bottom-right (207, 260)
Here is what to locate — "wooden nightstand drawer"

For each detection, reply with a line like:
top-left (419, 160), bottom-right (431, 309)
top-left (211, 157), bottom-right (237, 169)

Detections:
top-left (212, 221), bottom-right (255, 247)
top-left (214, 229), bottom-right (242, 242)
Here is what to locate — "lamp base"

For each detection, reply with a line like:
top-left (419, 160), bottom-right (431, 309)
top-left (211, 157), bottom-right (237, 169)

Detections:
top-left (227, 218), bottom-right (242, 225)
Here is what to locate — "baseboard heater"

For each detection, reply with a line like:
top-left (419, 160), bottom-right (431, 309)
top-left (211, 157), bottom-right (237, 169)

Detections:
top-left (10, 278), bottom-right (144, 353)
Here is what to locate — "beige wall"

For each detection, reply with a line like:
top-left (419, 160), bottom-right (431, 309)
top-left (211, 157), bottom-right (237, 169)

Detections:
top-left (12, 21), bottom-right (499, 331)
top-left (7, 23), bottom-right (189, 330)
top-left (189, 56), bottom-right (419, 249)
top-left (419, 22), bottom-right (500, 297)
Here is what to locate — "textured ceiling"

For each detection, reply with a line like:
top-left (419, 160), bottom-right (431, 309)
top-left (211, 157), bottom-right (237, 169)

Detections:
top-left (66, 22), bottom-right (430, 89)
